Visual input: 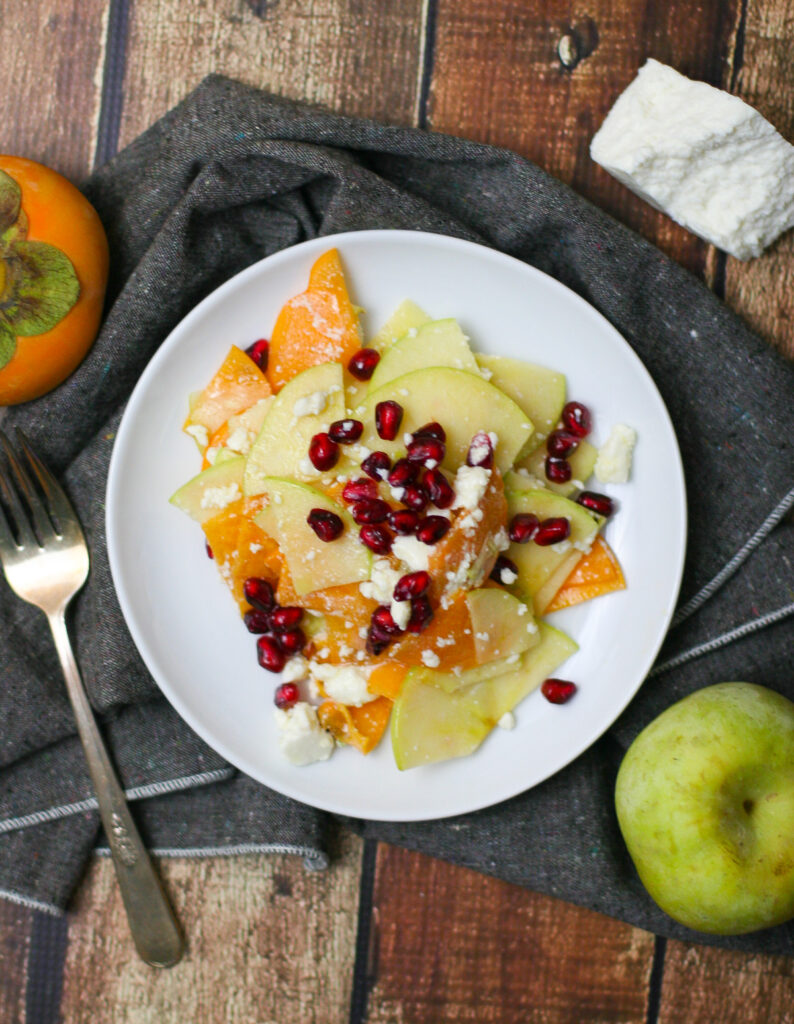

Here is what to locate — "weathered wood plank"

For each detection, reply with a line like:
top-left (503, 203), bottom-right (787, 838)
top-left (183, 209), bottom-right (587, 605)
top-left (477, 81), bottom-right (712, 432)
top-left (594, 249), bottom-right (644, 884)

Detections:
top-left (366, 844), bottom-right (655, 1024)
top-left (0, 901), bottom-right (32, 1024)
top-left (58, 831), bottom-right (363, 1023)
top-left (117, 0), bottom-right (427, 151)
top-left (0, 0), bottom-right (107, 180)
top-left (428, 0), bottom-right (740, 275)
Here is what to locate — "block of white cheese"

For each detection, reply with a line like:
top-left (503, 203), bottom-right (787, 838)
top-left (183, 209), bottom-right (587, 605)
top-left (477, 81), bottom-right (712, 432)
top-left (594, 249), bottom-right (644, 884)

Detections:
top-left (590, 60), bottom-right (794, 260)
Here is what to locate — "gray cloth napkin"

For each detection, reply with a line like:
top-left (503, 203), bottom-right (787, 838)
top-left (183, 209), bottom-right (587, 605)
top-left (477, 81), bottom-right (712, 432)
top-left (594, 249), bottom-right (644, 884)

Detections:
top-left (2, 75), bottom-right (794, 953)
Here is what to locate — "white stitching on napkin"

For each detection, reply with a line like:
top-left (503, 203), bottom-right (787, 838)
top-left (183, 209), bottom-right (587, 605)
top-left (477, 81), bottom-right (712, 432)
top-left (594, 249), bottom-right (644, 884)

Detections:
top-left (95, 843), bottom-right (330, 871)
top-left (0, 886), bottom-right (62, 916)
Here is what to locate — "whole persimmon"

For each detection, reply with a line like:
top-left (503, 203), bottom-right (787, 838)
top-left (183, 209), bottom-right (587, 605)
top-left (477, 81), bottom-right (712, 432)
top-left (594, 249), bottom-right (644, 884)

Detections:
top-left (0, 156), bottom-right (109, 405)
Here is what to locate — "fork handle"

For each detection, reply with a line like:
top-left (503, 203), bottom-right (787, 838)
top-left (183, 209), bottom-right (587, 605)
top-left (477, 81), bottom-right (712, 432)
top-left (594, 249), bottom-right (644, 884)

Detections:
top-left (48, 609), bottom-right (184, 967)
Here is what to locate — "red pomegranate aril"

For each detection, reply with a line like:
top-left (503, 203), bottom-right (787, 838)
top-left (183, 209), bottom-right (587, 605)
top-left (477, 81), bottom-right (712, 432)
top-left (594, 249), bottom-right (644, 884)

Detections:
top-left (490, 555), bottom-right (519, 585)
top-left (534, 517), bottom-right (571, 546)
top-left (257, 635), bottom-right (286, 673)
top-left (351, 498), bottom-right (390, 524)
top-left (375, 400), bottom-right (403, 441)
top-left (366, 623), bottom-right (393, 656)
top-left (269, 606), bottom-right (303, 632)
top-left (401, 483), bottom-right (429, 512)
top-left (245, 338), bottom-right (269, 371)
top-left (277, 627), bottom-right (306, 655)
top-left (309, 432), bottom-right (340, 472)
top-left (415, 515), bottom-right (450, 545)
top-left (406, 437), bottom-right (445, 465)
top-left (348, 347), bottom-right (380, 381)
top-left (546, 429), bottom-right (579, 458)
top-left (274, 681), bottom-right (300, 709)
top-left (329, 418), bottom-right (364, 444)
top-left (423, 467), bottom-right (455, 509)
top-left (545, 456), bottom-right (572, 483)
top-left (413, 421), bottom-right (446, 443)
top-left (509, 513), bottom-right (539, 544)
top-left (393, 571), bottom-right (430, 602)
top-left (307, 507), bottom-right (344, 541)
top-left (372, 605), bottom-right (403, 636)
top-left (388, 508), bottom-right (420, 535)
top-left (406, 595), bottom-right (434, 633)
top-left (561, 401), bottom-right (592, 438)
top-left (361, 451), bottom-right (391, 480)
top-left (342, 477), bottom-right (379, 503)
top-left (466, 431), bottom-right (494, 468)
top-left (541, 678), bottom-right (578, 704)
top-left (243, 577), bottom-right (276, 612)
top-left (576, 491), bottom-right (615, 517)
top-left (359, 524), bottom-right (393, 554)
top-left (244, 608), bottom-right (271, 634)
top-left (205, 540), bottom-right (214, 559)
top-left (387, 458), bottom-right (419, 488)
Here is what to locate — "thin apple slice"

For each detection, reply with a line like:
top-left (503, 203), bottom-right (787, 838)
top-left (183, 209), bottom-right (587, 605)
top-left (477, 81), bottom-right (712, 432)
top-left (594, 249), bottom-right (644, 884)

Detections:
top-left (169, 456), bottom-right (245, 524)
top-left (369, 299), bottom-right (431, 352)
top-left (357, 367), bottom-right (533, 473)
top-left (476, 354), bottom-right (566, 439)
top-left (515, 440), bottom-right (597, 496)
top-left (367, 319), bottom-right (478, 393)
top-left (465, 588), bottom-right (539, 665)
top-left (254, 477), bottom-right (371, 595)
top-left (244, 362), bottom-right (345, 495)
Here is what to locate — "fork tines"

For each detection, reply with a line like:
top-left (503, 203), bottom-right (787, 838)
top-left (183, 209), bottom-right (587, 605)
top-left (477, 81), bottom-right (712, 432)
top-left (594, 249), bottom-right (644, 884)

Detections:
top-left (0, 430), bottom-right (71, 549)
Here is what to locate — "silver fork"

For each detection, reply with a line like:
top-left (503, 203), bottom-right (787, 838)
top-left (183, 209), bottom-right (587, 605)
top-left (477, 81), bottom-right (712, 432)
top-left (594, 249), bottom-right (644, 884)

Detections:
top-left (0, 430), bottom-right (184, 968)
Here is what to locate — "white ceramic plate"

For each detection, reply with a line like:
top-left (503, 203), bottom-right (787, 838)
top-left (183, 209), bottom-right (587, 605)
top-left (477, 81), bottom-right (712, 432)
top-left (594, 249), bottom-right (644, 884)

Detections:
top-left (106, 230), bottom-right (686, 821)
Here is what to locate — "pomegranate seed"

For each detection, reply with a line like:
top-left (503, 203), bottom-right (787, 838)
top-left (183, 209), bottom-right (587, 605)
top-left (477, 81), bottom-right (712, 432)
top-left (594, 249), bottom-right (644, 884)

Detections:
top-left (307, 507), bottom-right (344, 541)
top-left (406, 437), bottom-right (445, 465)
top-left (415, 515), bottom-right (450, 545)
top-left (490, 555), bottom-right (519, 585)
top-left (245, 338), bottom-right (269, 371)
top-left (366, 622), bottom-right (393, 656)
top-left (351, 498), bottom-right (390, 524)
top-left (274, 681), bottom-right (300, 709)
top-left (342, 477), bottom-right (379, 503)
top-left (375, 400), bottom-right (403, 440)
top-left (257, 635), bottom-right (286, 673)
top-left (401, 483), bottom-right (429, 512)
top-left (270, 606), bottom-right (303, 631)
top-left (561, 401), bottom-right (592, 438)
top-left (545, 456), bottom-right (572, 483)
top-left (359, 524), bottom-right (393, 554)
top-left (423, 468), bottom-right (455, 509)
top-left (576, 491), bottom-right (615, 517)
top-left (393, 571), bottom-right (430, 602)
top-left (509, 513), bottom-right (539, 544)
top-left (406, 595), bottom-right (434, 633)
top-left (534, 517), bottom-right (571, 546)
top-left (309, 432), bottom-right (339, 471)
top-left (466, 431), bottom-right (494, 468)
top-left (361, 451), bottom-right (391, 480)
top-left (277, 627), bottom-right (306, 655)
top-left (546, 429), bottom-right (579, 457)
top-left (388, 508), bottom-right (420, 535)
top-left (205, 540), bottom-right (214, 559)
top-left (372, 605), bottom-right (403, 636)
top-left (244, 609), bottom-right (271, 634)
top-left (243, 577), bottom-right (276, 611)
top-left (329, 419), bottom-right (364, 444)
top-left (388, 458), bottom-right (419, 488)
top-left (541, 678), bottom-right (578, 704)
top-left (414, 421), bottom-right (446, 443)
top-left (348, 348), bottom-right (380, 381)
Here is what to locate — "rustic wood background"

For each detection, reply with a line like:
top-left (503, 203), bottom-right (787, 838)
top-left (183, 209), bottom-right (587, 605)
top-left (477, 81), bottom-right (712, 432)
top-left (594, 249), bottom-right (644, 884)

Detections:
top-left (2, 1), bottom-right (794, 1021)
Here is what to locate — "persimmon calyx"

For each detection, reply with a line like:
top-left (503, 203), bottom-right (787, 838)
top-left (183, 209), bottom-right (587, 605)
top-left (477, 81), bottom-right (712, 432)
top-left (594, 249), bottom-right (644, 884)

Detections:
top-left (0, 169), bottom-right (81, 370)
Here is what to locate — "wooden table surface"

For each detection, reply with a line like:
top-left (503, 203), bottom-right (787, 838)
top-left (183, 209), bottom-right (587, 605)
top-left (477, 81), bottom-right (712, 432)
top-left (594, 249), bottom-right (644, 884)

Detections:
top-left (3, 2), bottom-right (794, 1021)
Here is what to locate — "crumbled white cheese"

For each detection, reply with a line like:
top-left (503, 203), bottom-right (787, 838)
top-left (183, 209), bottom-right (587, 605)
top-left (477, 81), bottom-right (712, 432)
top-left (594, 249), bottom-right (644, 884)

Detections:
top-left (298, 456), bottom-right (321, 478)
top-left (595, 424), bottom-right (637, 484)
top-left (479, 366), bottom-right (493, 381)
top-left (359, 558), bottom-right (402, 604)
top-left (274, 703), bottom-right (335, 766)
top-left (185, 423), bottom-right (209, 448)
top-left (392, 534), bottom-right (430, 572)
top-left (551, 540), bottom-right (571, 555)
top-left (310, 663), bottom-right (376, 706)
top-left (444, 553), bottom-right (473, 594)
top-left (281, 655), bottom-right (309, 684)
top-left (453, 465), bottom-right (490, 510)
top-left (391, 599), bottom-right (411, 631)
top-left (199, 482), bottom-right (240, 510)
top-left (590, 59), bottom-right (794, 260)
top-left (205, 445), bottom-right (220, 466)
top-left (500, 566), bottom-right (518, 585)
top-left (517, 603), bottom-right (529, 617)
top-left (493, 527), bottom-right (510, 552)
top-left (226, 426), bottom-right (255, 455)
top-left (292, 387), bottom-right (338, 420)
top-left (421, 650), bottom-right (441, 668)
top-left (466, 435), bottom-right (493, 469)
top-left (497, 711), bottom-right (516, 730)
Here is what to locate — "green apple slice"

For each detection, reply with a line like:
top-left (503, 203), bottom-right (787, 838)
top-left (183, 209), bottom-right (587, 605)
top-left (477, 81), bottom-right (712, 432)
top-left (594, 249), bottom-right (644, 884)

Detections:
top-left (367, 319), bottom-right (478, 393)
top-left (254, 477), bottom-right (371, 595)
top-left (357, 368), bottom-right (533, 474)
top-left (244, 362), bottom-right (345, 495)
top-left (465, 588), bottom-right (539, 665)
top-left (369, 299), bottom-right (431, 351)
top-left (169, 456), bottom-right (245, 524)
top-left (476, 354), bottom-right (566, 439)
top-left (391, 623), bottom-right (578, 769)
top-left (512, 440), bottom-right (598, 497)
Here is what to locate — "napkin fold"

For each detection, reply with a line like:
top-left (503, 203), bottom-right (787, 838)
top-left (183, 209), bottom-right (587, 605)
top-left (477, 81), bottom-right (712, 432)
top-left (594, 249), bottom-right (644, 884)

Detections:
top-left (2, 75), bottom-right (794, 953)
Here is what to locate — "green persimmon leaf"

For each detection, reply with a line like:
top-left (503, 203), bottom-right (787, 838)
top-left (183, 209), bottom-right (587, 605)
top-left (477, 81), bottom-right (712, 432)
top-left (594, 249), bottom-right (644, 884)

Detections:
top-left (1, 207), bottom-right (28, 247)
top-left (0, 319), bottom-right (16, 370)
top-left (2, 240), bottom-right (80, 337)
top-left (0, 171), bottom-right (21, 237)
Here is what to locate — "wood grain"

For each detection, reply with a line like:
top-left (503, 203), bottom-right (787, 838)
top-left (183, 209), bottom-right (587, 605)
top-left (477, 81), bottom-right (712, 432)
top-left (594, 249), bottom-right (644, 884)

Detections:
top-left (0, 901), bottom-right (32, 1024)
top-left (365, 844), bottom-right (655, 1024)
top-left (117, 0), bottom-right (427, 152)
top-left (428, 0), bottom-right (741, 275)
top-left (0, 0), bottom-right (107, 180)
top-left (58, 831), bottom-right (364, 1024)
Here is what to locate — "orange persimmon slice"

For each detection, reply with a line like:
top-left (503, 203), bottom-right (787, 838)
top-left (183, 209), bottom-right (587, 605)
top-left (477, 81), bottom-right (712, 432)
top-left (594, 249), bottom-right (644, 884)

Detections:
top-left (545, 535), bottom-right (626, 612)
top-left (202, 499), bottom-right (281, 613)
top-left (185, 346), bottom-right (271, 437)
top-left (317, 696), bottom-right (393, 755)
top-left (367, 663), bottom-right (408, 700)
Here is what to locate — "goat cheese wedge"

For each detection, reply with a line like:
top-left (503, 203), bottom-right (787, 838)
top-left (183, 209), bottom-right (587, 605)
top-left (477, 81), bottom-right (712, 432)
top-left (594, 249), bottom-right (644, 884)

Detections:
top-left (591, 59), bottom-right (794, 260)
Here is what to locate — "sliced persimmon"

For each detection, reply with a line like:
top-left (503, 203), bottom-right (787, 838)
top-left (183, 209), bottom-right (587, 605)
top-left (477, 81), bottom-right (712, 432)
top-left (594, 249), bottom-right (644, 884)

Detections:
top-left (385, 592), bottom-right (478, 673)
top-left (368, 662), bottom-right (408, 700)
top-left (202, 499), bottom-right (281, 612)
top-left (277, 565), bottom-right (376, 623)
top-left (545, 535), bottom-right (626, 612)
top-left (267, 248), bottom-right (362, 391)
top-left (317, 696), bottom-right (392, 754)
top-left (185, 345), bottom-right (271, 437)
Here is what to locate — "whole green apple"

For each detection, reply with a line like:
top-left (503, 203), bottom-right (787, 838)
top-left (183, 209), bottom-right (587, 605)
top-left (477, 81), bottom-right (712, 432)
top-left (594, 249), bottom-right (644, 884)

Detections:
top-left (615, 682), bottom-right (794, 934)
